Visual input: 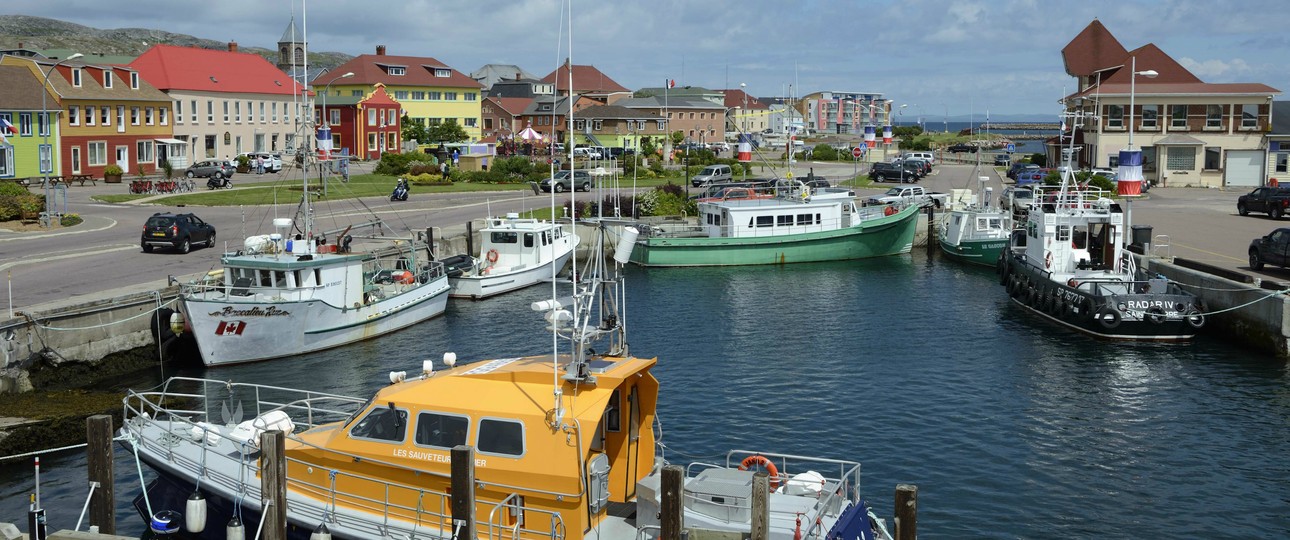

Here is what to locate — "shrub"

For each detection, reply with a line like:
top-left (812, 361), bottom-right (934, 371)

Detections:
top-left (103, 164), bottom-right (123, 176)
top-left (634, 183), bottom-right (695, 217)
top-left (1029, 153), bottom-right (1047, 167)
top-left (407, 173), bottom-right (441, 184)
top-left (374, 152), bottom-right (421, 175)
top-left (0, 182), bottom-right (28, 197)
top-left (60, 213), bottom-right (83, 227)
top-left (1087, 173), bottom-right (1116, 191)
top-left (408, 164), bottom-right (438, 176)
top-left (811, 145), bottom-right (839, 161)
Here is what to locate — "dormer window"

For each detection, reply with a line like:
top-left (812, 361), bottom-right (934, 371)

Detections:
top-left (130, 72), bottom-right (139, 89)
top-left (434, 69), bottom-right (451, 78)
top-left (72, 68), bottom-right (82, 87)
top-left (388, 66), bottom-right (406, 76)
top-left (103, 70), bottom-right (113, 89)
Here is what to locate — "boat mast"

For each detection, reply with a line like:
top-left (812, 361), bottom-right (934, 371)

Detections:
top-left (302, 0), bottom-right (313, 252)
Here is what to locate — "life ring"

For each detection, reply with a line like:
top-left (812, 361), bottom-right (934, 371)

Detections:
top-left (1067, 278), bottom-right (1079, 288)
top-left (1095, 307), bottom-right (1122, 329)
top-left (739, 455), bottom-right (780, 490)
top-left (1145, 307), bottom-right (1167, 325)
top-left (883, 206), bottom-right (896, 217)
top-left (1185, 308), bottom-right (1205, 329)
top-left (486, 249), bottom-right (500, 263)
top-left (1044, 251), bottom-right (1053, 270)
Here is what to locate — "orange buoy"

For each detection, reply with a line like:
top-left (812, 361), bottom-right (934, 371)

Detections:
top-left (739, 455), bottom-right (780, 490)
top-left (883, 206), bottom-right (896, 217)
top-left (486, 249), bottom-right (500, 263)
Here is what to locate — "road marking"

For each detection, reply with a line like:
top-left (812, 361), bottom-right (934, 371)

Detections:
top-left (0, 244), bottom-right (138, 272)
top-left (1164, 241), bottom-right (1245, 262)
top-left (0, 217), bottom-right (118, 242)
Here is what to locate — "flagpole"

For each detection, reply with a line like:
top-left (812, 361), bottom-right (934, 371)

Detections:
top-left (664, 79), bottom-right (669, 165)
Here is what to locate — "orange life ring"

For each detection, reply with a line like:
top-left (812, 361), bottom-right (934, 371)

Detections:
top-left (739, 455), bottom-right (780, 490)
top-left (883, 206), bottom-right (896, 217)
top-left (1044, 251), bottom-right (1053, 269)
top-left (486, 249), bottom-right (500, 263)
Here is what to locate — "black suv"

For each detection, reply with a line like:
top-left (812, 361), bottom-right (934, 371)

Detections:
top-left (868, 162), bottom-right (920, 183)
top-left (946, 143), bottom-right (976, 153)
top-left (141, 212), bottom-right (217, 254)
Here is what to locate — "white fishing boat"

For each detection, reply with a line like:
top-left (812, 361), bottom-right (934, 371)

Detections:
top-left (938, 178), bottom-right (1012, 266)
top-left (442, 213), bottom-right (577, 299)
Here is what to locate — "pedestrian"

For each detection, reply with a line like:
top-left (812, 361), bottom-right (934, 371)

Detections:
top-left (440, 161), bottom-right (448, 179)
top-left (256, 155), bottom-right (265, 175)
top-left (451, 149), bottom-right (459, 167)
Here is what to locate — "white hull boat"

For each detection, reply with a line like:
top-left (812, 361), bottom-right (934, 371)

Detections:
top-left (445, 215), bottom-right (577, 299)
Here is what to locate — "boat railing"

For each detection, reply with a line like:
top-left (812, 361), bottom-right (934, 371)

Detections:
top-left (182, 281), bottom-right (324, 302)
top-left (482, 493), bottom-right (566, 540)
top-left (678, 450), bottom-right (860, 534)
top-left (122, 377), bottom-right (573, 539)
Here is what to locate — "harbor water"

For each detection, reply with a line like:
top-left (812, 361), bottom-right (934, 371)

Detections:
top-left (2, 250), bottom-right (1288, 538)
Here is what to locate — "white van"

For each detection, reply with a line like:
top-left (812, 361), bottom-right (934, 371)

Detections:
top-left (903, 151), bottom-right (935, 165)
top-left (690, 164), bottom-right (733, 187)
top-left (572, 147), bottom-right (602, 159)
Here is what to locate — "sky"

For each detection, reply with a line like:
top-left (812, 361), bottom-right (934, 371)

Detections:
top-left (7, 0), bottom-right (1287, 121)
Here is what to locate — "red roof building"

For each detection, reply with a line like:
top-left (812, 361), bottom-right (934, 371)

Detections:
top-left (130, 43), bottom-right (307, 163)
top-left (540, 61), bottom-right (630, 105)
top-left (482, 96), bottom-right (532, 140)
top-left (313, 83), bottom-right (402, 161)
top-left (1059, 21), bottom-right (1280, 188)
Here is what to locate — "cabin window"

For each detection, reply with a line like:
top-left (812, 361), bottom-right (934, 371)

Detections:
top-left (605, 389), bottom-right (622, 432)
top-left (274, 270), bottom-right (287, 287)
top-left (491, 232), bottom-right (518, 244)
top-left (349, 405), bottom-right (408, 443)
top-left (796, 213), bottom-right (812, 225)
top-left (414, 412), bottom-right (470, 449)
top-left (477, 418), bottom-right (525, 456)
top-left (524, 233), bottom-right (535, 248)
top-left (777, 215), bottom-right (792, 227)
top-left (258, 269), bottom-right (272, 286)
top-left (754, 216), bottom-right (773, 228)
top-left (977, 217), bottom-right (1001, 231)
top-left (543, 231), bottom-right (551, 245)
top-left (1056, 225), bottom-right (1071, 242)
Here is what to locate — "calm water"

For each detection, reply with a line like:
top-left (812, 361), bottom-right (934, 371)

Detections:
top-left (3, 251), bottom-right (1288, 538)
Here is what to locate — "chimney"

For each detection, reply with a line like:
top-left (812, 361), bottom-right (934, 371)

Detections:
top-left (376, 45), bottom-right (386, 56)
top-left (228, 41), bottom-right (238, 53)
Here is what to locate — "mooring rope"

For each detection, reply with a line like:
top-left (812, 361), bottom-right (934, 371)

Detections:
top-left (25, 297), bottom-right (178, 331)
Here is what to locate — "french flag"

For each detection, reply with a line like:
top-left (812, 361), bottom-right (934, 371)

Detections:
top-left (0, 118), bottom-right (13, 134)
top-left (667, 79), bottom-right (675, 89)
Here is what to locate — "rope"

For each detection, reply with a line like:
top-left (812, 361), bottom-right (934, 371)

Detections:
top-left (1196, 288), bottom-right (1290, 316)
top-left (0, 442), bottom-right (88, 462)
top-left (26, 297), bottom-right (178, 331)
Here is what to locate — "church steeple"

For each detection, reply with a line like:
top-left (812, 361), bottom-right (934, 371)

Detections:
top-left (276, 17), bottom-right (305, 73)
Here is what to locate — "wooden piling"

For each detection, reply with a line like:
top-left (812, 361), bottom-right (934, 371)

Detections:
top-left (425, 227), bottom-right (436, 260)
top-left (925, 205), bottom-right (936, 253)
top-left (450, 445), bottom-right (476, 540)
top-left (259, 430), bottom-right (287, 540)
top-left (894, 484), bottom-right (918, 540)
top-left (465, 221), bottom-right (474, 260)
top-left (660, 464), bottom-right (684, 540)
top-left (85, 415), bottom-right (115, 535)
top-left (750, 472), bottom-right (769, 540)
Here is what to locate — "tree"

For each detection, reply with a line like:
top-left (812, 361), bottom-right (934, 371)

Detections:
top-left (670, 130), bottom-right (684, 147)
top-left (427, 119), bottom-right (469, 143)
top-left (401, 114), bottom-right (429, 143)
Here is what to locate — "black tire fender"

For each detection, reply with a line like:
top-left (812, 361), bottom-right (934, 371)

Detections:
top-left (1185, 308), bottom-right (1205, 328)
top-left (1096, 307), bottom-right (1122, 329)
top-left (1145, 306), bottom-right (1167, 324)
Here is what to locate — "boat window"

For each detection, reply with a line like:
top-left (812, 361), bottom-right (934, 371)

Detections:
top-left (524, 233), bottom-right (534, 248)
top-left (491, 232), bottom-right (518, 244)
top-left (543, 231), bottom-right (551, 246)
top-left (777, 215), bottom-right (792, 227)
top-left (605, 389), bottom-right (621, 433)
top-left (796, 213), bottom-right (812, 225)
top-left (414, 412), bottom-right (470, 449)
top-left (274, 271), bottom-right (287, 287)
top-left (349, 404), bottom-right (408, 443)
top-left (755, 216), bottom-right (773, 228)
top-left (477, 418), bottom-right (524, 457)
top-left (1056, 225), bottom-right (1071, 242)
top-left (314, 269), bottom-right (322, 287)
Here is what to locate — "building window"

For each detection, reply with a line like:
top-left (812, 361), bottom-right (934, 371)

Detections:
top-left (19, 113), bottom-right (31, 136)
top-left (387, 132), bottom-right (397, 150)
top-left (368, 109), bottom-right (377, 126)
top-left (68, 105), bottom-right (79, 126)
top-left (146, 108), bottom-right (155, 125)
top-left (330, 109), bottom-right (341, 126)
top-left (117, 106), bottom-right (125, 132)
top-left (159, 107), bottom-right (168, 125)
top-left (412, 91), bottom-right (425, 100)
top-left (272, 102), bottom-right (278, 123)
top-left (387, 109), bottom-right (397, 125)
top-left (103, 70), bottom-right (113, 88)
top-left (388, 66), bottom-right (406, 76)
top-left (351, 90), bottom-right (363, 97)
top-left (70, 146), bottom-right (81, 173)
top-left (394, 90), bottom-right (409, 100)
top-left (130, 72), bottom-right (139, 89)
top-left (465, 92), bottom-right (477, 101)
top-left (1140, 105), bottom-right (1158, 129)
top-left (101, 107), bottom-right (110, 126)
top-left (223, 101), bottom-right (229, 122)
top-left (1204, 146), bottom-right (1221, 170)
top-left (88, 141), bottom-right (107, 166)
top-left (85, 106), bottom-right (95, 126)
top-left (1165, 146), bottom-right (1194, 170)
top-left (434, 68), bottom-right (450, 77)
top-left (428, 91), bottom-right (441, 100)
top-left (368, 133), bottom-right (377, 151)
top-left (464, 118), bottom-right (477, 127)
top-left (1106, 105), bottom-right (1124, 128)
top-left (259, 102), bottom-right (266, 123)
top-left (1276, 152), bottom-right (1288, 173)
top-left (1241, 104), bottom-right (1258, 129)
top-left (72, 68), bottom-right (81, 87)
top-left (1170, 105), bottom-right (1187, 128)
top-left (331, 133), bottom-right (340, 150)
top-left (38, 144), bottom-right (51, 173)
top-left (593, 120), bottom-right (603, 130)
top-left (0, 146), bottom-right (11, 178)
top-left (445, 92), bottom-right (458, 101)
top-left (205, 134), bottom-right (216, 158)
top-left (175, 101), bottom-right (182, 124)
top-left (1206, 105), bottom-right (1222, 128)
top-left (137, 140), bottom-right (154, 163)
top-left (131, 107), bottom-right (140, 125)
top-left (206, 101), bottom-right (213, 123)
top-left (234, 101), bottom-right (241, 123)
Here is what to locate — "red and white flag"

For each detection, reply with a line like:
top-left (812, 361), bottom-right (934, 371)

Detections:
top-left (215, 320), bottom-right (246, 336)
top-left (667, 79), bottom-right (675, 88)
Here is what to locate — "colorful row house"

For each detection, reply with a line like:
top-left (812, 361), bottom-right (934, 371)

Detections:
top-left (0, 64), bottom-right (60, 180)
top-left (2, 55), bottom-right (173, 177)
top-left (313, 84), bottom-right (402, 160)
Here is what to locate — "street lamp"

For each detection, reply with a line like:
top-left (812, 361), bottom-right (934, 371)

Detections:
top-left (321, 71), bottom-right (354, 142)
top-left (1127, 57), bottom-right (1157, 150)
top-left (41, 53), bottom-right (83, 227)
top-left (739, 82), bottom-right (747, 135)
top-left (1120, 56), bottom-right (1157, 248)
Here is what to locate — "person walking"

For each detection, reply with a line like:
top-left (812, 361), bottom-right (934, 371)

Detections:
top-left (440, 160), bottom-right (448, 179)
top-left (451, 149), bottom-right (460, 167)
top-left (255, 155), bottom-right (265, 175)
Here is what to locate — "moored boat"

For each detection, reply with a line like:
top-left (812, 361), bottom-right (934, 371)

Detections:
top-left (938, 181), bottom-right (1012, 266)
top-left (445, 213), bottom-right (577, 299)
top-left (630, 180), bottom-right (920, 267)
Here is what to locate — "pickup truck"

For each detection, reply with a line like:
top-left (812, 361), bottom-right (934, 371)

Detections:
top-left (865, 185), bottom-right (950, 208)
top-left (1248, 228), bottom-right (1290, 270)
top-left (1237, 187), bottom-right (1290, 219)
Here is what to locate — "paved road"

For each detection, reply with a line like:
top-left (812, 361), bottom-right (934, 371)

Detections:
top-left (0, 159), bottom-right (1276, 311)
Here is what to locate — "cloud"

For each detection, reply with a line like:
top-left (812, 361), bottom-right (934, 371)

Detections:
top-left (1178, 57), bottom-right (1252, 80)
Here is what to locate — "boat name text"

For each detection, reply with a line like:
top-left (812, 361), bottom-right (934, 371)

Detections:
top-left (208, 306), bottom-right (293, 317)
top-left (393, 447), bottom-right (486, 467)
top-left (1124, 300), bottom-right (1172, 310)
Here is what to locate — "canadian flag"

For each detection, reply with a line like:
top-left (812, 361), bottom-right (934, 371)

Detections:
top-left (215, 320), bottom-right (246, 336)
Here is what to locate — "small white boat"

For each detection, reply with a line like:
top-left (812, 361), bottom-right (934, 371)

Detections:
top-left (444, 214), bottom-right (578, 299)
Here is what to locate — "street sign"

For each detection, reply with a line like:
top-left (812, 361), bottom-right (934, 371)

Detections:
top-left (1006, 143), bottom-right (1016, 153)
top-left (852, 147), bottom-right (864, 158)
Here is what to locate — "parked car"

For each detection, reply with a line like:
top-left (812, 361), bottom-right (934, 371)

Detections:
top-left (185, 160), bottom-right (235, 180)
top-left (571, 147), bottom-right (602, 159)
top-left (540, 170), bottom-right (594, 192)
top-left (868, 162), bottom-right (920, 183)
top-left (708, 141), bottom-right (731, 153)
top-left (946, 143), bottom-right (976, 153)
top-left (691, 164), bottom-right (734, 187)
top-left (895, 157), bottom-right (931, 176)
top-left (1237, 187), bottom-right (1290, 219)
top-left (1015, 168), bottom-right (1050, 186)
top-left (999, 186), bottom-right (1034, 214)
top-left (994, 154), bottom-right (1011, 166)
top-left (237, 152), bottom-right (283, 173)
top-left (1007, 162), bottom-right (1040, 180)
top-left (902, 151), bottom-right (935, 166)
top-left (1249, 228), bottom-right (1290, 270)
top-left (141, 212), bottom-right (217, 254)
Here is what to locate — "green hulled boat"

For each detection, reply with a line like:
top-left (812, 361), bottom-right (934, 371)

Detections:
top-left (629, 181), bottom-right (921, 267)
top-left (937, 184), bottom-right (1012, 267)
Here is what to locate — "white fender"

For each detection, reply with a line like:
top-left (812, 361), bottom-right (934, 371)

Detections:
top-left (226, 515), bottom-right (245, 540)
top-left (185, 491), bottom-right (207, 533)
top-left (310, 522), bottom-right (333, 540)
